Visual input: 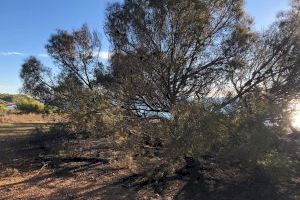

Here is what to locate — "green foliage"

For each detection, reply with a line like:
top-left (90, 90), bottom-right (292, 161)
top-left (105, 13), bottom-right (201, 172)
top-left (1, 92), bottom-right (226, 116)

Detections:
top-left (0, 94), bottom-right (15, 102)
top-left (61, 88), bottom-right (125, 136)
top-left (106, 0), bottom-right (250, 113)
top-left (119, 90), bottom-right (293, 184)
top-left (0, 93), bottom-right (47, 114)
top-left (164, 102), bottom-right (230, 160)
top-left (15, 96), bottom-right (45, 113)
top-left (0, 103), bottom-right (7, 113)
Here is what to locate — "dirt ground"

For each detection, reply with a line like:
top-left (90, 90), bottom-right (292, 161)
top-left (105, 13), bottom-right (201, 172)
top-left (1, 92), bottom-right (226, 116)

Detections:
top-left (0, 123), bottom-right (299, 200)
top-left (0, 123), bottom-right (182, 200)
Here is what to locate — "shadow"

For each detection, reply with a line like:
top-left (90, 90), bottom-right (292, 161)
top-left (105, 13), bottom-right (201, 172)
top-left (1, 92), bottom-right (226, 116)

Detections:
top-left (174, 162), bottom-right (284, 200)
top-left (93, 156), bottom-right (296, 200)
top-left (0, 124), bottom-right (111, 175)
top-left (1, 123), bottom-right (299, 199)
top-left (0, 157), bottom-right (110, 189)
top-left (0, 124), bottom-right (73, 173)
top-left (82, 132), bottom-right (299, 200)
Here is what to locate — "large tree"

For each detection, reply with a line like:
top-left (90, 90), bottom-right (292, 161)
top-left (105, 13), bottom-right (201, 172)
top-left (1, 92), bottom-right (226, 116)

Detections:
top-left (106, 0), bottom-right (300, 114)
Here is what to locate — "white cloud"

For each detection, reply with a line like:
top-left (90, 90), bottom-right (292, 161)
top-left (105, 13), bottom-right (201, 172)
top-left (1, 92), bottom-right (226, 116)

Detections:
top-left (0, 51), bottom-right (25, 56)
top-left (37, 53), bottom-right (49, 58)
top-left (93, 51), bottom-right (112, 60)
top-left (0, 51), bottom-right (112, 60)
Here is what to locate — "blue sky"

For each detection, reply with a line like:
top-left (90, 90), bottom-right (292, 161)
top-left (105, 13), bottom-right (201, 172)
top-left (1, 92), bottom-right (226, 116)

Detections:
top-left (0, 0), bottom-right (290, 94)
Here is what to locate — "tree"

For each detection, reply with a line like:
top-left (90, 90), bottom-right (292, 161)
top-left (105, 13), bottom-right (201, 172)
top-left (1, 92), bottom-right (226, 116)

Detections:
top-left (20, 25), bottom-right (118, 133)
top-left (106, 0), bottom-right (248, 113)
top-left (103, 0), bottom-right (300, 184)
top-left (106, 0), bottom-right (300, 115)
top-left (224, 2), bottom-right (300, 107)
top-left (20, 25), bottom-right (110, 108)
top-left (267, 2), bottom-right (300, 103)
top-left (20, 57), bottom-right (53, 104)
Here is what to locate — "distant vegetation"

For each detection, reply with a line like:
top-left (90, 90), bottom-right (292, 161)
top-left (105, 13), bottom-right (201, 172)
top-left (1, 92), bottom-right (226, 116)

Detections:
top-left (0, 93), bottom-right (20, 103)
top-left (0, 94), bottom-right (45, 114)
top-left (14, 96), bottom-right (45, 113)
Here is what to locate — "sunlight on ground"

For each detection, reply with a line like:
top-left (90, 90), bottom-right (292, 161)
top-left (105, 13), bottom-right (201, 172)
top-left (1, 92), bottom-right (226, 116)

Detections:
top-left (290, 102), bottom-right (300, 131)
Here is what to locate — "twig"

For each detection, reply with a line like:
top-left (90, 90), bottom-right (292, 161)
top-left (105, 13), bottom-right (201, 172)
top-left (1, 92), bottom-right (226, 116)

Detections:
top-left (36, 162), bottom-right (49, 175)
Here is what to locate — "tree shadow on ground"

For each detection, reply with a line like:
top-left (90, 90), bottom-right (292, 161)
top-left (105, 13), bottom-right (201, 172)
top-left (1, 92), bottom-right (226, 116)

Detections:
top-left (0, 124), bottom-right (71, 173)
top-left (0, 123), bottom-right (128, 199)
top-left (98, 132), bottom-right (299, 200)
top-left (1, 125), bottom-right (299, 199)
top-left (0, 124), bottom-right (111, 175)
top-left (173, 160), bottom-right (285, 200)
top-left (96, 153), bottom-right (299, 200)
top-left (45, 132), bottom-right (298, 200)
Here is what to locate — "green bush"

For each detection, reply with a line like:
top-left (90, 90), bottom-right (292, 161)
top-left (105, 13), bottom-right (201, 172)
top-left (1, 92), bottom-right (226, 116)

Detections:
top-left (0, 103), bottom-right (7, 113)
top-left (15, 96), bottom-right (45, 113)
top-left (119, 92), bottom-right (293, 184)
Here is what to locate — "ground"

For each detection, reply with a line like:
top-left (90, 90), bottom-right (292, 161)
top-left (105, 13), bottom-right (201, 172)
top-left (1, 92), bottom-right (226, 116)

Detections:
top-left (0, 117), bottom-right (299, 200)
top-left (0, 121), bottom-right (181, 200)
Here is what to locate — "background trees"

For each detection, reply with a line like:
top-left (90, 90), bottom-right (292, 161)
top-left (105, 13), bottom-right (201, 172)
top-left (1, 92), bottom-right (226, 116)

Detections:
top-left (20, 25), bottom-right (111, 104)
top-left (20, 25), bottom-right (121, 134)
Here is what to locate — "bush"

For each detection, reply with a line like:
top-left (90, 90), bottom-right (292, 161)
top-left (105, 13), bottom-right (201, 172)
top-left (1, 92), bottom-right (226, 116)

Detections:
top-left (117, 93), bottom-right (293, 184)
top-left (0, 103), bottom-right (7, 113)
top-left (61, 89), bottom-right (125, 136)
top-left (15, 96), bottom-right (45, 113)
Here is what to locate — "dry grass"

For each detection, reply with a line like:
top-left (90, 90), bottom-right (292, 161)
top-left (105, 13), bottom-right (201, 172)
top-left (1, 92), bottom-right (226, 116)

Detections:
top-left (0, 113), bottom-right (63, 124)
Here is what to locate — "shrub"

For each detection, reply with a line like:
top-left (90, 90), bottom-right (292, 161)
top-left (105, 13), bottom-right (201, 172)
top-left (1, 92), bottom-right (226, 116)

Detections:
top-left (0, 103), bottom-right (7, 113)
top-left (15, 96), bottom-right (45, 113)
top-left (118, 93), bottom-right (293, 185)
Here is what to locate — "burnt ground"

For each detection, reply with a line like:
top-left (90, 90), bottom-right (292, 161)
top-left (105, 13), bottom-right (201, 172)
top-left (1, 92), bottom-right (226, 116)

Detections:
top-left (0, 124), bottom-right (299, 200)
